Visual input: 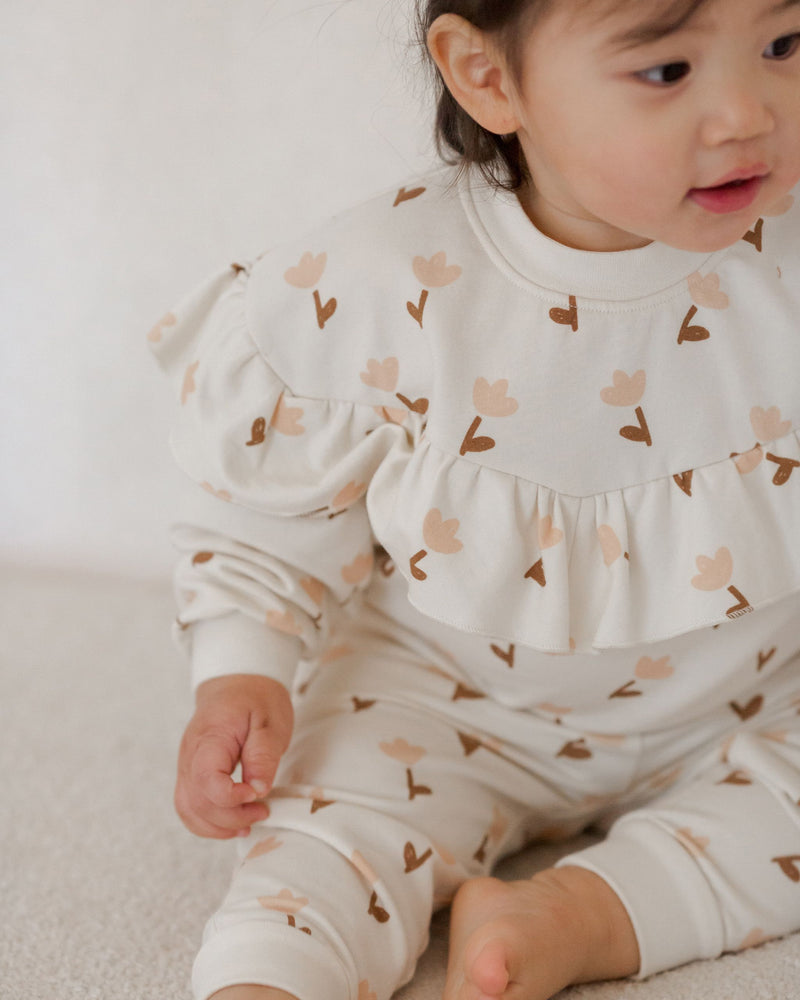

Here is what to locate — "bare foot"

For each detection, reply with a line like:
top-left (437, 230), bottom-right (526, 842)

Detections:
top-left (443, 866), bottom-right (640, 1000)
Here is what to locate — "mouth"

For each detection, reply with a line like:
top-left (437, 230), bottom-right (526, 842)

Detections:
top-left (688, 168), bottom-right (769, 215)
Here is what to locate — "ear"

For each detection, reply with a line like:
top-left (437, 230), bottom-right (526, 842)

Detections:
top-left (426, 14), bottom-right (521, 136)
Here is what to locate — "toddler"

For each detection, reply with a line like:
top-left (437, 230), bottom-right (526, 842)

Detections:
top-left (149, 0), bottom-right (800, 998)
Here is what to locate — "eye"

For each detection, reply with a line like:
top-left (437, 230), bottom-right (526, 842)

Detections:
top-left (763, 33), bottom-right (800, 60)
top-left (634, 61), bottom-right (691, 85)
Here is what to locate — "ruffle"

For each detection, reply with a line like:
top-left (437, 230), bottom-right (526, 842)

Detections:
top-left (150, 262), bottom-right (800, 657)
top-left (149, 263), bottom-right (417, 525)
top-left (367, 431), bottom-right (800, 653)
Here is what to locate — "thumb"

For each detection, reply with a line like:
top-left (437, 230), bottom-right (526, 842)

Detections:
top-left (240, 721), bottom-right (287, 796)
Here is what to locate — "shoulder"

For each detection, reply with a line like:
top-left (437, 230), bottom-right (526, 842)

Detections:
top-left (242, 167), bottom-right (481, 402)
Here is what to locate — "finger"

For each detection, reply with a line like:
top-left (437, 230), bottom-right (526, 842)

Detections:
top-left (240, 726), bottom-right (286, 794)
top-left (198, 800), bottom-right (271, 832)
top-left (176, 784), bottom-right (270, 835)
top-left (192, 739), bottom-right (255, 807)
top-left (180, 812), bottom-right (245, 840)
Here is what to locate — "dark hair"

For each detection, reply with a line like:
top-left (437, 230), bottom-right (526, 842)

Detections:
top-left (415, 0), bottom-right (551, 192)
top-left (415, 0), bottom-right (713, 192)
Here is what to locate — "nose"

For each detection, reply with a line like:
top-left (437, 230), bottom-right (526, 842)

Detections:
top-left (700, 78), bottom-right (775, 147)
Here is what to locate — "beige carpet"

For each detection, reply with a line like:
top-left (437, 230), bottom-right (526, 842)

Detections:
top-left (2, 565), bottom-right (799, 1000)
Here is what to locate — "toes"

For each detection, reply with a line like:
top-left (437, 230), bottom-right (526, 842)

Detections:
top-left (469, 937), bottom-right (510, 998)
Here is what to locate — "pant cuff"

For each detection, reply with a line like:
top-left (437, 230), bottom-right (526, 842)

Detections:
top-left (192, 920), bottom-right (353, 1000)
top-left (555, 816), bottom-right (725, 978)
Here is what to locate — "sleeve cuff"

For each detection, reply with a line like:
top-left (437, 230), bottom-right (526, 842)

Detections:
top-left (555, 816), bottom-right (725, 978)
top-left (182, 613), bottom-right (302, 692)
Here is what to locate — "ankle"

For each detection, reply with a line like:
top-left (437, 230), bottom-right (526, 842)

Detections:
top-left (533, 866), bottom-right (640, 982)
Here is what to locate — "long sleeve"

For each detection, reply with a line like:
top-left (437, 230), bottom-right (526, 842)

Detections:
top-left (148, 261), bottom-right (402, 690)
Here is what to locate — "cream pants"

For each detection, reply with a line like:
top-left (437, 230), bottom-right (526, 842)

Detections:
top-left (192, 609), bottom-right (800, 1000)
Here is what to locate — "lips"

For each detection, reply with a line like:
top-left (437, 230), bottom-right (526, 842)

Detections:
top-left (688, 170), bottom-right (768, 214)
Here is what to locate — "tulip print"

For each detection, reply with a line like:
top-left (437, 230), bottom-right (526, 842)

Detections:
top-left (687, 271), bottom-right (729, 310)
top-left (691, 546), bottom-right (752, 618)
top-left (600, 370), bottom-right (652, 446)
top-left (379, 738), bottom-right (431, 802)
top-left (460, 376), bottom-right (519, 456)
top-left (407, 251), bottom-right (462, 328)
top-left (410, 508), bottom-right (463, 581)
top-left (749, 406), bottom-right (797, 484)
top-left (284, 251), bottom-right (337, 329)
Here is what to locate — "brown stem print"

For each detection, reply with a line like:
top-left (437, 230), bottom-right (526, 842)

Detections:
top-left (368, 891), bottom-right (391, 922)
top-left (406, 768), bottom-right (432, 800)
top-left (729, 694), bottom-right (763, 722)
top-left (313, 289), bottom-right (337, 329)
top-left (490, 642), bottom-right (515, 668)
top-left (556, 738), bottom-right (593, 760)
top-left (743, 218), bottom-right (764, 252)
top-left (407, 288), bottom-right (428, 328)
top-left (757, 647), bottom-right (776, 672)
top-left (393, 186), bottom-right (426, 207)
top-left (549, 295), bottom-right (578, 331)
top-left (673, 470), bottom-right (693, 496)
top-left (609, 680), bottom-right (643, 699)
top-left (396, 392), bottom-right (429, 414)
top-left (246, 417), bottom-right (267, 446)
top-left (458, 732), bottom-right (483, 756)
top-left (726, 585), bottom-right (752, 618)
top-left (452, 682), bottom-right (485, 702)
top-left (287, 915), bottom-right (312, 935)
top-left (677, 305), bottom-right (711, 344)
top-left (620, 406), bottom-right (652, 446)
top-left (765, 453), bottom-right (800, 486)
top-left (403, 842), bottom-right (433, 873)
top-left (772, 855), bottom-right (800, 882)
top-left (410, 549), bottom-right (428, 581)
top-left (524, 558), bottom-right (546, 587)
top-left (473, 834), bottom-right (489, 864)
top-left (717, 770), bottom-right (753, 786)
top-left (460, 415), bottom-right (496, 456)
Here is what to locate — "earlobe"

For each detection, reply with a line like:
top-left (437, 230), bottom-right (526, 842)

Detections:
top-left (426, 13), bottom-right (520, 136)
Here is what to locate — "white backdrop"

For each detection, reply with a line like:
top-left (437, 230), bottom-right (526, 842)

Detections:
top-left (1, 0), bottom-right (437, 579)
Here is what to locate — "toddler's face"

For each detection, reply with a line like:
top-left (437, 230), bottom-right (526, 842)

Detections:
top-left (510, 0), bottom-right (800, 251)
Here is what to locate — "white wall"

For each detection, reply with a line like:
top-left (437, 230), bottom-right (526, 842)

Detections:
top-left (1, 0), bottom-right (438, 579)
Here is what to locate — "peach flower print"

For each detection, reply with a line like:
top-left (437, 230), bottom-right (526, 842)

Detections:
top-left (147, 311), bottom-right (177, 344)
top-left (691, 546), bottom-right (752, 619)
top-left (270, 394), bottom-right (305, 436)
top-left (751, 405), bottom-right (791, 443)
top-left (407, 251), bottom-right (462, 328)
top-left (600, 370), bottom-right (651, 446)
top-left (284, 251), bottom-right (337, 329)
top-left (360, 357), bottom-right (399, 392)
top-left (410, 509), bottom-right (463, 581)
top-left (750, 407), bottom-right (798, 484)
top-left (687, 271), bottom-right (729, 310)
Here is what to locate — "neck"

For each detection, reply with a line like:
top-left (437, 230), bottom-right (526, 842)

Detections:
top-left (517, 182), bottom-right (652, 252)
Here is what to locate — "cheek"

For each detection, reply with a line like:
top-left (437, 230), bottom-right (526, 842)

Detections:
top-left (584, 131), bottom-right (685, 203)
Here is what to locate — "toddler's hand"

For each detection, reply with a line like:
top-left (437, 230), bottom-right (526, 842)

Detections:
top-left (175, 673), bottom-right (294, 839)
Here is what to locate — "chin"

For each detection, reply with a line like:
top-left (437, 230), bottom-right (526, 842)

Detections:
top-left (658, 221), bottom-right (759, 254)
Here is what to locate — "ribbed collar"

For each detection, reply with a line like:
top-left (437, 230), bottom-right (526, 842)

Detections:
top-left (460, 168), bottom-right (725, 304)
